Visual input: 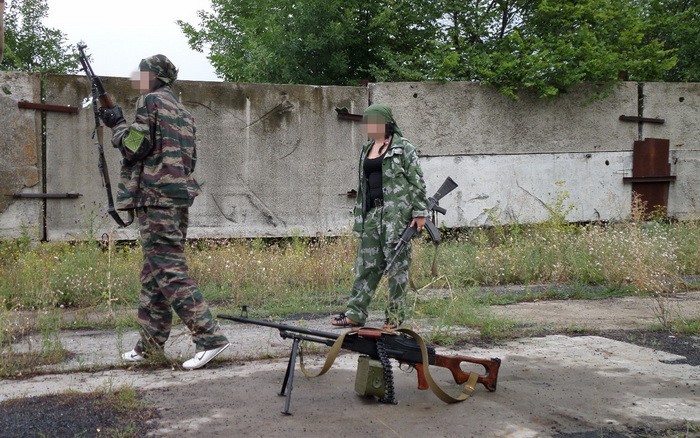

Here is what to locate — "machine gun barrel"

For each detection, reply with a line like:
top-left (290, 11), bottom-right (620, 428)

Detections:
top-left (219, 313), bottom-right (436, 363)
top-left (219, 314), bottom-right (340, 340)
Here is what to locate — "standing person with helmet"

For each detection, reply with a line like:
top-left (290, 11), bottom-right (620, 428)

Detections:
top-left (332, 103), bottom-right (429, 330)
top-left (99, 54), bottom-right (230, 369)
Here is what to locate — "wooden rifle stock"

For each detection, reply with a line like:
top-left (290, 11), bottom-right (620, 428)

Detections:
top-left (415, 354), bottom-right (500, 392)
top-left (97, 89), bottom-right (116, 110)
top-left (353, 326), bottom-right (500, 393)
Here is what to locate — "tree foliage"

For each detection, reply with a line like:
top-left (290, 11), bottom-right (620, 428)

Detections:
top-left (474, 0), bottom-right (676, 97)
top-left (0, 0), bottom-right (76, 74)
top-left (644, 0), bottom-right (700, 82)
top-left (178, 0), bottom-right (387, 84)
top-left (180, 0), bottom-right (692, 97)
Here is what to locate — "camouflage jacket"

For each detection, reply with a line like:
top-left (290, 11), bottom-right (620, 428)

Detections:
top-left (111, 86), bottom-right (200, 210)
top-left (352, 135), bottom-right (429, 240)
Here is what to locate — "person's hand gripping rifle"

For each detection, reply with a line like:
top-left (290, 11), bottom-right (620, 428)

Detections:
top-left (384, 177), bottom-right (458, 275)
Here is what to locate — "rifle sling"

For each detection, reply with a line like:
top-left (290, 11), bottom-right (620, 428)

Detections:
top-left (99, 150), bottom-right (134, 227)
top-left (398, 328), bottom-right (478, 403)
top-left (95, 124), bottom-right (134, 228)
top-left (299, 330), bottom-right (349, 378)
top-left (298, 328), bottom-right (479, 403)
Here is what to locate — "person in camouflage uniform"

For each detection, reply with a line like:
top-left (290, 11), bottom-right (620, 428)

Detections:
top-left (99, 54), bottom-right (230, 370)
top-left (332, 104), bottom-right (429, 329)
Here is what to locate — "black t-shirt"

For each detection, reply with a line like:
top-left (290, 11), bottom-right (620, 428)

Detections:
top-left (364, 150), bottom-right (386, 209)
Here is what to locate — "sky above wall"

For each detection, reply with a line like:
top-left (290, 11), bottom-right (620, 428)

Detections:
top-left (43, 0), bottom-right (221, 82)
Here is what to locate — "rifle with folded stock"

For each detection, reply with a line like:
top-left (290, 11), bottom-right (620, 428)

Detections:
top-left (218, 309), bottom-right (500, 415)
top-left (77, 44), bottom-right (133, 228)
top-left (384, 176), bottom-right (458, 274)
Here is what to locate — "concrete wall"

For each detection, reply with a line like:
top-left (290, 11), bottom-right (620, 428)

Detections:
top-left (1, 72), bottom-right (698, 240)
top-left (375, 82), bottom-right (700, 226)
top-left (370, 82), bottom-right (640, 155)
top-left (0, 72), bottom-right (43, 239)
top-left (42, 75), bottom-right (366, 240)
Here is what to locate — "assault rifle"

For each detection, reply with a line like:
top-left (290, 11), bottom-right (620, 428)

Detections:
top-left (384, 176), bottom-right (458, 274)
top-left (77, 44), bottom-right (134, 227)
top-left (218, 309), bottom-right (500, 415)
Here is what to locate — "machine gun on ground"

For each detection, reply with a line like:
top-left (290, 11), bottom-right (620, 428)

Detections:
top-left (219, 309), bottom-right (500, 415)
top-left (77, 44), bottom-right (133, 227)
top-left (384, 176), bottom-right (458, 275)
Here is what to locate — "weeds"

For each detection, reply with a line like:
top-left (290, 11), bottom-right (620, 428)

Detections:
top-left (0, 216), bottom-right (698, 330)
top-left (0, 240), bottom-right (140, 310)
top-left (0, 308), bottom-right (69, 378)
top-left (669, 319), bottom-right (700, 335)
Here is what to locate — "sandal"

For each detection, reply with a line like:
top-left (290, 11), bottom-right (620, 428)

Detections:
top-left (382, 319), bottom-right (403, 330)
top-left (331, 313), bottom-right (361, 328)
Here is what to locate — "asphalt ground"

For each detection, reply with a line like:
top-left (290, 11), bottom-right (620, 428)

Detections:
top-left (1, 292), bottom-right (699, 437)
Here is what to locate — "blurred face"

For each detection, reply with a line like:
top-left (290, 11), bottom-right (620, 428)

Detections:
top-left (363, 115), bottom-right (386, 140)
top-left (131, 70), bottom-right (154, 94)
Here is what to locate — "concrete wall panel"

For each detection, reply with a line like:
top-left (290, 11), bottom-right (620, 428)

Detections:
top-left (181, 81), bottom-right (367, 238)
top-left (43, 74), bottom-right (137, 240)
top-left (43, 75), bottom-right (367, 240)
top-left (421, 152), bottom-right (632, 228)
top-left (0, 71), bottom-right (43, 238)
top-left (642, 82), bottom-right (700, 151)
top-left (669, 150), bottom-right (700, 220)
top-left (369, 82), bottom-right (640, 156)
top-left (2, 74), bottom-right (698, 241)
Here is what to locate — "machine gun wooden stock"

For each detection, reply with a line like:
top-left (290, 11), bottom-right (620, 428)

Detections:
top-left (77, 44), bottom-right (133, 228)
top-left (218, 310), bottom-right (500, 415)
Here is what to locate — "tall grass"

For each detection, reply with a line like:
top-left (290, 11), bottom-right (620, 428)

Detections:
top-left (0, 219), bottom-right (698, 315)
top-left (430, 219), bottom-right (697, 293)
top-left (187, 236), bottom-right (357, 313)
top-left (0, 238), bottom-right (141, 310)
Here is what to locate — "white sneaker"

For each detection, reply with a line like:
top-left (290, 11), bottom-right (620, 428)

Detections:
top-left (182, 343), bottom-right (230, 370)
top-left (121, 349), bottom-right (145, 362)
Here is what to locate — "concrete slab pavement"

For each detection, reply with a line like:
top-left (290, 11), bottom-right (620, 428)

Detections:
top-left (2, 297), bottom-right (700, 437)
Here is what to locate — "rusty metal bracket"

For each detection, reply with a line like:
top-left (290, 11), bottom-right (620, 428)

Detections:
top-left (335, 107), bottom-right (362, 122)
top-left (18, 100), bottom-right (79, 114)
top-left (623, 176), bottom-right (676, 183)
top-left (11, 192), bottom-right (82, 199)
top-left (619, 115), bottom-right (664, 124)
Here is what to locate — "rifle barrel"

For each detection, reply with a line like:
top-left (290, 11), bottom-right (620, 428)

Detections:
top-left (279, 330), bottom-right (337, 347)
top-left (218, 314), bottom-right (340, 340)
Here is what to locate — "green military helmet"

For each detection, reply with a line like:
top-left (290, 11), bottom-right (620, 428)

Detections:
top-left (139, 54), bottom-right (178, 85)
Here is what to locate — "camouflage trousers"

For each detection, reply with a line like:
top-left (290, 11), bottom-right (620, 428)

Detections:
top-left (345, 207), bottom-right (411, 325)
top-left (134, 206), bottom-right (228, 354)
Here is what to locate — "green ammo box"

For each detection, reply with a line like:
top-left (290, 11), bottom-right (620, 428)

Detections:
top-left (355, 355), bottom-right (385, 398)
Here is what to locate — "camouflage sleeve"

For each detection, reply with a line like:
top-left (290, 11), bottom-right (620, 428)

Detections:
top-left (404, 146), bottom-right (429, 218)
top-left (111, 95), bottom-right (153, 164)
